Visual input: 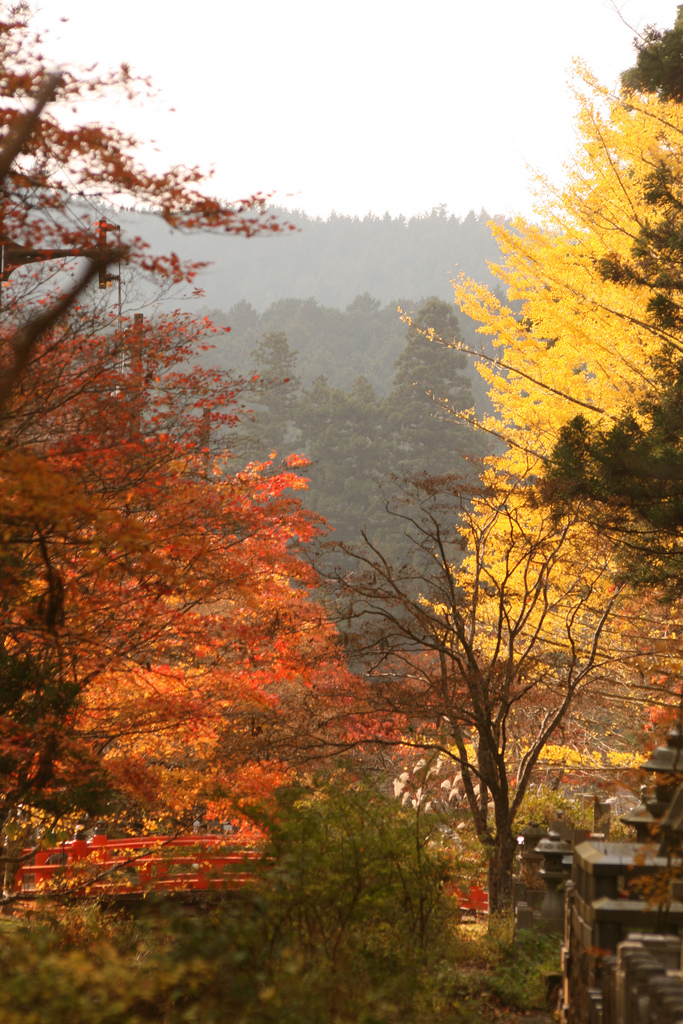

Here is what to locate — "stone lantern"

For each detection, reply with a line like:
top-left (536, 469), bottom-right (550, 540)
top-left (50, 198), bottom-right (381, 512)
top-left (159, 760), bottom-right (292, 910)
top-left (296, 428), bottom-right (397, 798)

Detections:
top-left (536, 830), bottom-right (573, 932)
top-left (654, 784), bottom-right (683, 859)
top-left (514, 822), bottom-right (549, 924)
top-left (641, 726), bottom-right (683, 819)
top-left (620, 786), bottom-right (658, 842)
top-left (516, 821), bottom-right (548, 884)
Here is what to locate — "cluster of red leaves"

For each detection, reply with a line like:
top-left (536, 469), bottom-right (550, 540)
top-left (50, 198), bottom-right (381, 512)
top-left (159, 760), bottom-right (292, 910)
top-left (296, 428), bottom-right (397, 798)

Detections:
top-left (0, 308), bottom-right (347, 831)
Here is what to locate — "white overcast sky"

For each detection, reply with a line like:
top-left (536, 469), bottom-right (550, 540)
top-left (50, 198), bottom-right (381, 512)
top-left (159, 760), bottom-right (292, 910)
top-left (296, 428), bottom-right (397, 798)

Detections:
top-left (34, 0), bottom-right (682, 221)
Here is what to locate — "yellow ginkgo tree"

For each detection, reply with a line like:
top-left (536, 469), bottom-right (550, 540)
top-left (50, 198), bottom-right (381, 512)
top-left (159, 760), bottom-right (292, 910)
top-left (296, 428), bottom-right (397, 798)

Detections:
top-left (450, 56), bottom-right (683, 495)
top-left (449, 57), bottom-right (683, 677)
top-left (344, 44), bottom-right (683, 907)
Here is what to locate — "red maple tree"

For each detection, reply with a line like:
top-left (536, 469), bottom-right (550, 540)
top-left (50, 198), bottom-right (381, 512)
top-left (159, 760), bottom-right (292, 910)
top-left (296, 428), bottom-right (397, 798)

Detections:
top-left (0, 13), bottom-right (346, 873)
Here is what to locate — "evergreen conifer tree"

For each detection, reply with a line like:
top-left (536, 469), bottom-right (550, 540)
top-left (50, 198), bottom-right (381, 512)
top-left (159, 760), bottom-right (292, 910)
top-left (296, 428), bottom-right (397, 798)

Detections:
top-left (383, 297), bottom-right (483, 476)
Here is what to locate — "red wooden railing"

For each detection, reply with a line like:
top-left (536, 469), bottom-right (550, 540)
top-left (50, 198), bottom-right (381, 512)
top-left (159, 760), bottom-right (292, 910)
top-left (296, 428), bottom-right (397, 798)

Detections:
top-left (449, 882), bottom-right (489, 914)
top-left (15, 834), bottom-right (259, 895)
top-left (14, 835), bottom-right (490, 912)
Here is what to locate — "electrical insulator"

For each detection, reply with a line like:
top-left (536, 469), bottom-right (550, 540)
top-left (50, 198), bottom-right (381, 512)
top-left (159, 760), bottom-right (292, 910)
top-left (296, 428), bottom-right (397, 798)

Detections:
top-left (99, 266), bottom-right (114, 289)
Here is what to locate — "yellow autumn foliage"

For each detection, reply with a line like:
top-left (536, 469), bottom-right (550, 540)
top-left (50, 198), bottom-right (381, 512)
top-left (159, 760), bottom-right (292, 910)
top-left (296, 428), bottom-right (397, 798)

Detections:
top-left (445, 65), bottom-right (683, 682)
top-left (443, 742), bottom-right (642, 770)
top-left (532, 744), bottom-right (645, 770)
top-left (454, 64), bottom-right (683, 473)
top-left (430, 64), bottom-right (683, 769)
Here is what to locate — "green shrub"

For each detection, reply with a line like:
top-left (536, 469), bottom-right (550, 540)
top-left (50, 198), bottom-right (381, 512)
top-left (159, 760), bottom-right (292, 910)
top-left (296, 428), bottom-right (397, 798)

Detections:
top-left (0, 777), bottom-right (468, 1023)
top-left (485, 925), bottom-right (560, 1009)
top-left (449, 914), bottom-right (561, 1016)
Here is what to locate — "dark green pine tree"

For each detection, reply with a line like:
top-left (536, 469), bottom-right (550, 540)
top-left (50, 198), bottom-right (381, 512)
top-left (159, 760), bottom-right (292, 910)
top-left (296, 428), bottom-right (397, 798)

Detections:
top-left (545, 347), bottom-right (683, 599)
top-left (249, 331), bottom-right (301, 458)
top-left (293, 374), bottom-right (387, 543)
top-left (621, 6), bottom-right (683, 103)
top-left (382, 297), bottom-right (484, 476)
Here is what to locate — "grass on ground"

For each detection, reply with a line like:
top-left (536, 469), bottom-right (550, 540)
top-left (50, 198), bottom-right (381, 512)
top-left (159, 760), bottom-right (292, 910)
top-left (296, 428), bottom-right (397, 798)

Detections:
top-left (447, 915), bottom-right (560, 1023)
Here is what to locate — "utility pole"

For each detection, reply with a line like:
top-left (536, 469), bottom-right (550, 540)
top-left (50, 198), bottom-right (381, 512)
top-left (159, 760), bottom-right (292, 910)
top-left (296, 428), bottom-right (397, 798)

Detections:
top-left (0, 219), bottom-right (122, 307)
top-left (94, 219), bottom-right (120, 289)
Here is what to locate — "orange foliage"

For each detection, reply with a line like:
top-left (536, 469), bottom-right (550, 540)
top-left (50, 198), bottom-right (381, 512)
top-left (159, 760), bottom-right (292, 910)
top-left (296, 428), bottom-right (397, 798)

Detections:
top-left (0, 307), bottom-right (344, 833)
top-left (0, 14), bottom-right (344, 846)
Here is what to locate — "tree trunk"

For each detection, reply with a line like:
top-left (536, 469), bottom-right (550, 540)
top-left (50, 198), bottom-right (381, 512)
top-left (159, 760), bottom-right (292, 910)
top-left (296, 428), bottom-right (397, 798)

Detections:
top-left (487, 828), bottom-right (517, 914)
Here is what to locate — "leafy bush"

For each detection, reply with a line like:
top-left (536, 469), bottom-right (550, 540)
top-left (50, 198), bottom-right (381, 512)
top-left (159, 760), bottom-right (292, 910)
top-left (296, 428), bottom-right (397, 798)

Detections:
top-left (0, 777), bottom-right (467, 1023)
top-left (484, 924), bottom-right (560, 1009)
top-left (449, 915), bottom-right (561, 1017)
top-left (515, 784), bottom-right (632, 842)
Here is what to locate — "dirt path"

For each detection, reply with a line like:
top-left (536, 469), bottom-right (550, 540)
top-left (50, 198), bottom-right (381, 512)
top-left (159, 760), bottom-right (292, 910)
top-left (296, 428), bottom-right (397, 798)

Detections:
top-left (491, 1011), bottom-right (555, 1023)
top-left (451, 992), bottom-right (556, 1023)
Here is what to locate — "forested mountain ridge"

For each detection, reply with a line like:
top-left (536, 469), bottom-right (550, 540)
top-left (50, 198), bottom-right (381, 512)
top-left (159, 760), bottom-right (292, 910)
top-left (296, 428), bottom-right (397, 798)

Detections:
top-left (83, 202), bottom-right (507, 403)
top-left (104, 202), bottom-right (502, 549)
top-left (219, 205), bottom-right (506, 310)
top-left (115, 204), bottom-right (506, 313)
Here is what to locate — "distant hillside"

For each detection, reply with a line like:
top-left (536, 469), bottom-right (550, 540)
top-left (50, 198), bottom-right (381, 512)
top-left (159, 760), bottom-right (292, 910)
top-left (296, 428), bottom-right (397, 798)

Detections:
top-left (69, 201), bottom-right (506, 410)
top-left (89, 204), bottom-right (505, 545)
top-left (113, 204), bottom-right (506, 313)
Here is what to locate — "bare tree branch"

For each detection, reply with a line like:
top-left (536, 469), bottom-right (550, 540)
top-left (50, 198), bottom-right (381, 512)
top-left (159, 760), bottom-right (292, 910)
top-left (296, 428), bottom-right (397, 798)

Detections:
top-left (0, 73), bottom-right (62, 187)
